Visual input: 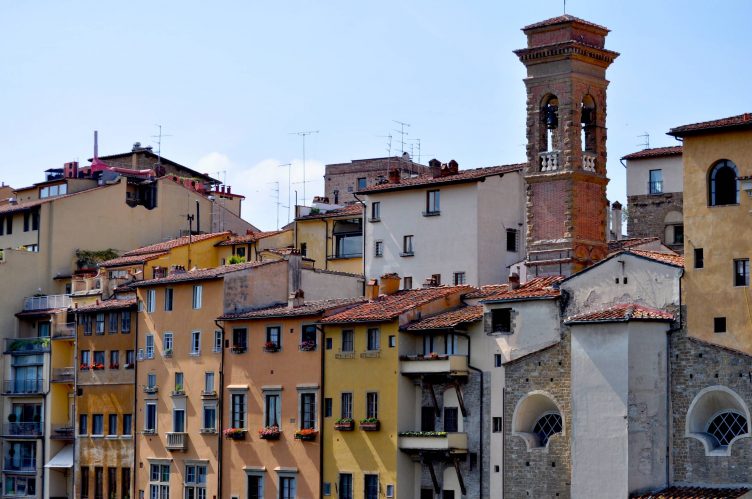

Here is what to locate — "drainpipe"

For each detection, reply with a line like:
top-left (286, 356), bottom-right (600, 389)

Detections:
top-left (214, 319), bottom-right (226, 499)
top-left (315, 324), bottom-right (326, 499)
top-left (323, 219), bottom-right (328, 270)
top-left (454, 330), bottom-right (483, 499)
top-left (133, 305), bottom-right (140, 498)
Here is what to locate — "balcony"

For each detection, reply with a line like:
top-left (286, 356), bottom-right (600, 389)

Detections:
top-left (2, 422), bottom-right (42, 438)
top-left (22, 294), bottom-right (71, 311)
top-left (539, 151), bottom-right (560, 172)
top-left (143, 386), bottom-right (158, 394)
top-left (582, 151), bottom-right (596, 172)
top-left (398, 432), bottom-right (468, 454)
top-left (400, 355), bottom-right (468, 377)
top-left (50, 425), bottom-right (75, 440)
top-left (52, 323), bottom-right (76, 340)
top-left (166, 432), bottom-right (187, 451)
top-left (51, 368), bottom-right (75, 383)
top-left (3, 379), bottom-right (45, 395)
top-left (4, 337), bottom-right (50, 354)
top-left (649, 180), bottom-right (664, 195)
top-left (3, 457), bottom-right (37, 473)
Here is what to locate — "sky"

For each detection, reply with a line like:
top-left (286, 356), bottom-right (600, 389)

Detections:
top-left (1, 1), bottom-right (750, 231)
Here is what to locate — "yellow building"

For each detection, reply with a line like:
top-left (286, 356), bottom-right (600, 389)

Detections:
top-left (668, 114), bottom-right (752, 353)
top-left (215, 229), bottom-right (293, 265)
top-left (294, 204), bottom-right (364, 275)
top-left (320, 276), bottom-right (469, 499)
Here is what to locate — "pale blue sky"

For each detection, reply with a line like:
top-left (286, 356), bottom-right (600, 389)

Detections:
top-left (1, 1), bottom-right (750, 230)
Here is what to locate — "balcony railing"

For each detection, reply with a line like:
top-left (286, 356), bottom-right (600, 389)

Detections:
top-left (52, 323), bottom-right (76, 339)
top-left (166, 432), bottom-right (187, 451)
top-left (3, 457), bottom-right (37, 472)
top-left (4, 337), bottom-right (50, 354)
top-left (22, 294), bottom-right (71, 311)
top-left (50, 425), bottom-right (75, 440)
top-left (3, 379), bottom-right (45, 395)
top-left (649, 180), bottom-right (664, 195)
top-left (51, 368), bottom-right (75, 383)
top-left (398, 432), bottom-right (468, 453)
top-left (539, 151), bottom-right (560, 172)
top-left (2, 422), bottom-right (42, 437)
top-left (400, 354), bottom-right (468, 377)
top-left (582, 151), bottom-right (596, 172)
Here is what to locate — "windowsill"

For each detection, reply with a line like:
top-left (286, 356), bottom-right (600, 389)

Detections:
top-left (422, 211), bottom-right (441, 217)
top-left (368, 218), bottom-right (381, 223)
top-left (374, 254), bottom-right (383, 258)
top-left (400, 252), bottom-right (414, 257)
top-left (327, 255), bottom-right (362, 261)
top-left (90, 434), bottom-right (104, 439)
top-left (120, 435), bottom-right (133, 439)
top-left (708, 203), bottom-right (740, 208)
top-left (188, 352), bottom-right (201, 357)
top-left (200, 429), bottom-right (218, 435)
top-left (105, 435), bottom-right (118, 439)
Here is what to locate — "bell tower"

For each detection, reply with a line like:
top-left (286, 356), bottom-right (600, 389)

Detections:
top-left (515, 15), bottom-right (618, 276)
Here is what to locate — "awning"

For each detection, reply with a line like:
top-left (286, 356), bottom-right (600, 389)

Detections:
top-left (44, 445), bottom-right (73, 468)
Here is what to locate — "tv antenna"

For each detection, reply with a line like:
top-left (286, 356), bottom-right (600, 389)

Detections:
top-left (377, 134), bottom-right (394, 175)
top-left (278, 163), bottom-right (292, 224)
top-left (393, 120), bottom-right (410, 154)
top-left (268, 181), bottom-right (284, 230)
top-left (563, 0), bottom-right (566, 14)
top-left (289, 130), bottom-right (319, 206)
top-left (152, 125), bottom-right (172, 165)
top-left (409, 138), bottom-right (422, 164)
top-left (637, 132), bottom-right (650, 150)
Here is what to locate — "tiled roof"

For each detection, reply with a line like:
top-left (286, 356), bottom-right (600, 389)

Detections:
top-left (132, 260), bottom-right (280, 287)
top-left (464, 284), bottom-right (508, 300)
top-left (621, 146), bottom-right (682, 161)
top-left (480, 276), bottom-right (564, 303)
top-left (565, 303), bottom-right (674, 325)
top-left (219, 298), bottom-right (366, 320)
top-left (15, 308), bottom-right (66, 318)
top-left (668, 113), bottom-right (752, 137)
top-left (216, 230), bottom-right (288, 246)
top-left (630, 486), bottom-right (751, 499)
top-left (75, 298), bottom-right (137, 313)
top-left (358, 164), bottom-right (523, 194)
top-left (628, 249), bottom-right (684, 268)
top-left (607, 237), bottom-right (661, 253)
top-left (523, 14), bottom-right (609, 32)
top-left (123, 232), bottom-right (230, 257)
top-left (404, 306), bottom-right (484, 331)
top-left (321, 286), bottom-right (473, 324)
top-left (261, 247), bottom-right (297, 256)
top-left (295, 204), bottom-right (363, 220)
top-left (99, 251), bottom-right (168, 268)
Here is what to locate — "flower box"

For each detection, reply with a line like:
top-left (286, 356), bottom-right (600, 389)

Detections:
top-left (79, 364), bottom-right (91, 371)
top-left (294, 429), bottom-right (318, 441)
top-left (359, 419), bottom-right (380, 432)
top-left (263, 342), bottom-right (280, 353)
top-left (299, 341), bottom-right (316, 352)
top-left (334, 419), bottom-right (354, 431)
top-left (124, 363), bottom-right (135, 370)
top-left (223, 428), bottom-right (247, 440)
top-left (92, 363), bottom-right (105, 370)
top-left (109, 364), bottom-right (119, 369)
top-left (231, 345), bottom-right (247, 354)
top-left (258, 426), bottom-right (281, 440)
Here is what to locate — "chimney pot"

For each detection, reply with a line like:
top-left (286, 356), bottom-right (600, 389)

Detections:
top-left (379, 273), bottom-right (401, 296)
top-left (388, 168), bottom-right (401, 184)
top-left (509, 273), bottom-right (520, 290)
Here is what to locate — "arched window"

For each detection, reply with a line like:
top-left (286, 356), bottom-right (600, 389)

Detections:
top-left (533, 412), bottom-right (563, 446)
top-left (686, 385), bottom-right (751, 456)
top-left (707, 410), bottom-right (747, 447)
top-left (540, 95), bottom-right (559, 153)
top-left (512, 391), bottom-right (564, 450)
top-left (581, 95), bottom-right (596, 152)
top-left (709, 160), bottom-right (739, 206)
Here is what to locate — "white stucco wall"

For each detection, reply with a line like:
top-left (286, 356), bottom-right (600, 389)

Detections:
top-left (626, 155), bottom-right (683, 196)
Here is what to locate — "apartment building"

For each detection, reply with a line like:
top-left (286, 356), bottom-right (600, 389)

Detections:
top-left (215, 230), bottom-right (293, 265)
top-left (294, 203), bottom-right (364, 275)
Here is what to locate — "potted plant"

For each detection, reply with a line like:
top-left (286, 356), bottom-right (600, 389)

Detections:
top-left (163, 349), bottom-right (173, 358)
top-left (294, 428), bottom-right (318, 441)
top-left (173, 384), bottom-right (184, 395)
top-left (263, 341), bottom-right (279, 353)
top-left (79, 363), bottom-right (90, 371)
top-left (258, 425), bottom-right (281, 440)
top-left (359, 418), bottom-right (380, 431)
top-left (223, 428), bottom-right (247, 440)
top-left (7, 413), bottom-right (16, 423)
top-left (93, 362), bottom-right (104, 370)
top-left (334, 418), bottom-right (354, 431)
top-left (124, 362), bottom-right (135, 369)
top-left (299, 340), bottom-right (316, 352)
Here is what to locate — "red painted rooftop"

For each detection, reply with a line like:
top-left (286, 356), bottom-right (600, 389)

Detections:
top-left (621, 146), bottom-right (682, 161)
top-left (565, 303), bottom-right (674, 325)
top-left (357, 164), bottom-right (523, 194)
top-left (478, 276), bottom-right (564, 303)
top-left (404, 305), bottom-right (484, 331)
top-left (124, 232), bottom-right (230, 257)
top-left (219, 298), bottom-right (366, 320)
top-left (217, 230), bottom-right (289, 246)
top-left (668, 113), bottom-right (752, 137)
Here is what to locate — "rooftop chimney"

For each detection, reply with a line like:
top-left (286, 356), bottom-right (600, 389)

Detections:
top-left (429, 158), bottom-right (442, 178)
top-left (366, 278), bottom-right (379, 301)
top-left (379, 273), bottom-right (401, 296)
top-left (288, 289), bottom-right (304, 308)
top-left (441, 159), bottom-right (459, 177)
top-left (509, 273), bottom-right (520, 290)
top-left (388, 168), bottom-right (401, 184)
top-left (611, 201), bottom-right (623, 241)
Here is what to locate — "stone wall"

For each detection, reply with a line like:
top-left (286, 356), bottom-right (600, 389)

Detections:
top-left (627, 192), bottom-right (684, 253)
top-left (503, 333), bottom-right (572, 498)
top-left (324, 157), bottom-right (428, 204)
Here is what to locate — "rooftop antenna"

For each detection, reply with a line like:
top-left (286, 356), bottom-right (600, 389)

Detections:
top-left (93, 130), bottom-right (99, 160)
top-left (289, 130), bottom-right (319, 206)
top-left (409, 138), bottom-right (422, 164)
top-left (278, 163), bottom-right (292, 224)
top-left (638, 132), bottom-right (650, 150)
top-left (393, 120), bottom-right (410, 155)
top-left (151, 125), bottom-right (172, 165)
top-left (564, 0), bottom-right (566, 14)
top-left (377, 134), bottom-right (393, 175)
top-left (268, 180), bottom-right (283, 230)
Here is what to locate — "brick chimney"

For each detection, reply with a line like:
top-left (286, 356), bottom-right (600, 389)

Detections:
top-left (366, 278), bottom-right (379, 301)
top-left (441, 160), bottom-right (459, 177)
top-left (379, 273), bottom-right (401, 296)
top-left (429, 158), bottom-right (442, 178)
top-left (388, 168), bottom-right (401, 184)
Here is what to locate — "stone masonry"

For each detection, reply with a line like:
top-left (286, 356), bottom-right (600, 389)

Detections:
top-left (324, 155), bottom-right (428, 204)
top-left (627, 192), bottom-right (684, 253)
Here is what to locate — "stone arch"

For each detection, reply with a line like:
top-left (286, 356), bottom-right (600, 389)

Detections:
top-left (539, 94), bottom-right (560, 154)
top-left (580, 94), bottom-right (597, 155)
top-left (685, 385), bottom-right (751, 456)
top-left (664, 210), bottom-right (683, 245)
top-left (512, 390), bottom-right (565, 451)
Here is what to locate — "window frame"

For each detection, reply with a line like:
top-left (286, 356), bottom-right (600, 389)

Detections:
top-left (425, 189), bottom-right (440, 215)
top-left (192, 285), bottom-right (203, 310)
top-left (734, 259), bottom-right (749, 287)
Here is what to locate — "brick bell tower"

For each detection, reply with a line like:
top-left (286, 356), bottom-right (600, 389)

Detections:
top-left (515, 15), bottom-right (618, 276)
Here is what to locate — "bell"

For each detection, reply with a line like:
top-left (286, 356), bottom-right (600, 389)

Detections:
top-left (544, 104), bottom-right (558, 130)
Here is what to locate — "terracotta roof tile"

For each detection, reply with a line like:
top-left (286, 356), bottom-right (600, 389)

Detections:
top-left (565, 303), bottom-right (674, 325)
top-left (630, 486), bottom-right (751, 499)
top-left (607, 237), bottom-right (661, 253)
top-left (621, 146), bottom-right (682, 161)
top-left (219, 298), bottom-right (366, 320)
top-left (99, 251), bottom-right (168, 268)
top-left (464, 284), bottom-right (509, 299)
top-left (321, 286), bottom-right (473, 324)
top-left (523, 14), bottom-right (609, 32)
top-left (132, 260), bottom-right (280, 287)
top-left (404, 306), bottom-right (484, 331)
top-left (480, 276), bottom-right (564, 303)
top-left (669, 113), bottom-right (752, 137)
top-left (295, 204), bottom-right (363, 220)
top-left (628, 249), bottom-right (684, 268)
top-left (75, 298), bottom-right (137, 313)
top-left (15, 308), bottom-right (66, 318)
top-left (216, 230), bottom-right (289, 246)
top-left (358, 164), bottom-right (523, 194)
top-left (123, 232), bottom-right (230, 257)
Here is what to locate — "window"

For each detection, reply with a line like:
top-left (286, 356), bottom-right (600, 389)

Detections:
top-left (125, 350), bottom-right (135, 368)
top-left (494, 354), bottom-right (502, 367)
top-left (491, 308), bottom-right (512, 334)
top-left (695, 248), bottom-right (704, 269)
top-left (193, 285), bottom-right (203, 309)
top-left (96, 313), bottom-right (105, 334)
top-left (190, 331), bottom-right (201, 355)
top-left (232, 328), bottom-right (248, 353)
top-left (366, 328), bottom-right (380, 351)
top-left (204, 372), bottom-right (215, 394)
top-left (709, 160), bottom-right (739, 206)
top-left (533, 413), bottom-right (563, 446)
top-left (122, 468), bottom-right (130, 499)
top-left (714, 317), bottom-right (727, 333)
top-left (506, 228), bottom-right (519, 252)
top-left (123, 414), bottom-right (132, 436)
top-left (371, 201), bottom-right (381, 220)
top-left (402, 235), bottom-right (414, 255)
top-left (95, 467), bottom-right (103, 499)
top-left (386, 484), bottom-right (394, 498)
top-left (421, 407), bottom-right (435, 431)
top-left (108, 313), bottom-right (119, 333)
top-left (203, 403), bottom-right (217, 432)
top-left (326, 337), bottom-right (333, 350)
top-left (366, 392), bottom-right (378, 419)
top-left (266, 326), bottom-right (281, 349)
top-left (339, 474), bottom-right (353, 499)
top-left (147, 373), bottom-right (157, 390)
top-left (333, 219), bottom-right (363, 258)
top-left (672, 224), bottom-right (684, 245)
top-left (145, 403), bottom-right (157, 432)
top-left (35, 321), bottom-right (49, 338)
top-left (341, 330), bottom-right (354, 352)
top-left (357, 177), bottom-right (367, 190)
top-left (4, 476), bottom-right (37, 497)
top-left (265, 393), bottom-right (281, 427)
top-left (364, 474), bottom-right (379, 499)
top-left (93, 351), bottom-right (105, 369)
top-left (686, 386), bottom-right (751, 455)
top-left (707, 411), bottom-right (747, 447)
top-left (649, 169), bottom-right (663, 194)
top-left (388, 335), bottom-right (396, 348)
top-left (300, 242), bottom-right (307, 256)
top-left (403, 276), bottom-right (412, 290)
top-left (109, 350), bottom-right (119, 369)
top-left (453, 272), bottom-right (466, 285)
top-left (163, 332), bottom-right (173, 356)
top-left (493, 417), bottom-right (503, 433)
top-left (83, 315), bottom-right (93, 335)
top-left (146, 335), bottom-right (154, 359)
top-left (108, 414), bottom-right (118, 436)
top-left (341, 393), bottom-right (353, 419)
top-left (80, 350), bottom-right (91, 368)
top-left (4, 216), bottom-right (10, 235)
top-left (184, 464), bottom-right (207, 499)
top-left (107, 468), bottom-right (117, 499)
top-left (431, 273), bottom-right (442, 286)
top-left (164, 288), bottom-right (173, 311)
top-left (734, 259), bottom-right (749, 287)
top-left (324, 398), bottom-right (332, 418)
top-left (247, 475), bottom-right (263, 499)
top-left (231, 393), bottom-right (246, 429)
top-left (279, 476), bottom-right (296, 499)
top-left (92, 414), bottom-right (104, 436)
top-left (81, 468), bottom-right (89, 498)
top-left (300, 393), bottom-right (316, 429)
top-left (79, 414), bottom-right (88, 435)
top-left (426, 190), bottom-right (440, 214)
top-left (149, 464), bottom-right (170, 499)
top-left (374, 240), bottom-right (384, 257)
top-left (301, 324), bottom-right (317, 350)
top-left (121, 312), bottom-right (131, 333)
top-left (146, 289), bottom-right (156, 313)
top-left (175, 372), bottom-right (184, 392)
top-left (214, 331), bottom-right (223, 352)
top-left (444, 407), bottom-right (459, 432)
